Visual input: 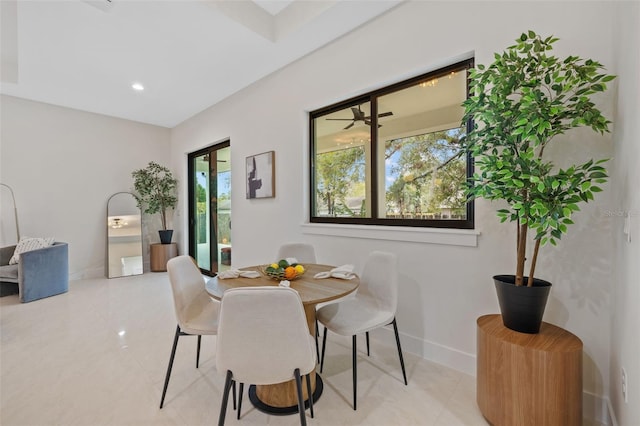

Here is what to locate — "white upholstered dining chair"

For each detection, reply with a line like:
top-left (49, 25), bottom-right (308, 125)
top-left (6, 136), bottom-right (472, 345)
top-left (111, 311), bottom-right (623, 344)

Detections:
top-left (276, 243), bottom-right (317, 264)
top-left (160, 255), bottom-right (222, 409)
top-left (317, 251), bottom-right (408, 410)
top-left (216, 286), bottom-right (316, 426)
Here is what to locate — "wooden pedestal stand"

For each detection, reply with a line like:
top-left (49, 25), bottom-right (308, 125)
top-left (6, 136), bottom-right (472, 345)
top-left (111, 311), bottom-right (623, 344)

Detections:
top-left (477, 314), bottom-right (583, 426)
top-left (150, 243), bottom-right (178, 272)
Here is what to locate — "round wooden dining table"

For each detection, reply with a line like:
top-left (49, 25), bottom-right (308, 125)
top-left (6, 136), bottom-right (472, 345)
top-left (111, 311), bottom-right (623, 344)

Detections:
top-left (205, 263), bottom-right (359, 414)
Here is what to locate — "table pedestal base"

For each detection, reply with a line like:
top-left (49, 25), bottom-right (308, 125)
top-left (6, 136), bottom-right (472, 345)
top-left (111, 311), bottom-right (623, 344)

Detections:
top-left (249, 375), bottom-right (323, 415)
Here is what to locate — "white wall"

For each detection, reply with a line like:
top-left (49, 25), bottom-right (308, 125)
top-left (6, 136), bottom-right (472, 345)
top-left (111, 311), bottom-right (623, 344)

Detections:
top-left (0, 95), bottom-right (171, 277)
top-left (171, 0), bottom-right (617, 415)
top-left (610, 2), bottom-right (640, 425)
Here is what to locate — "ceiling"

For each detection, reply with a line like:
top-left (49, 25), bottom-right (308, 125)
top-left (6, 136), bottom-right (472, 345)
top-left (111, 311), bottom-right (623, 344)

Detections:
top-left (0, 0), bottom-right (403, 128)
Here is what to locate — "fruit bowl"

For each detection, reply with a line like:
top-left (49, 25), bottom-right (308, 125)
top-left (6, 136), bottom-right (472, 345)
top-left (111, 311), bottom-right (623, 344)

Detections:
top-left (260, 260), bottom-right (305, 281)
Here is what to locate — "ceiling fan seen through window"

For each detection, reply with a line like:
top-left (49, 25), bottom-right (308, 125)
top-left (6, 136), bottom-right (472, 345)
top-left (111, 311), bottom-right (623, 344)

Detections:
top-left (326, 104), bottom-right (393, 130)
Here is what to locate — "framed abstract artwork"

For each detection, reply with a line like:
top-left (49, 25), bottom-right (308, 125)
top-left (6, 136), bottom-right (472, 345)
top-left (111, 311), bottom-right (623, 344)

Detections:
top-left (246, 151), bottom-right (275, 199)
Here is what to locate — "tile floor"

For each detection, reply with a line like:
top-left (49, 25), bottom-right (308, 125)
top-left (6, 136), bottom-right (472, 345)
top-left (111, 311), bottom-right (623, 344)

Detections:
top-left (0, 273), bottom-right (550, 425)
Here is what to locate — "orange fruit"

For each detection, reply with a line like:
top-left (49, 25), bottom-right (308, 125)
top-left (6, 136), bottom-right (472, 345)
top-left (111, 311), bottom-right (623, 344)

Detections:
top-left (284, 266), bottom-right (296, 280)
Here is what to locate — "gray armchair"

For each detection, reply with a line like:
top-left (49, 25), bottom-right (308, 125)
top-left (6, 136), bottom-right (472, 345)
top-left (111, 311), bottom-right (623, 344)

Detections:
top-left (0, 242), bottom-right (69, 302)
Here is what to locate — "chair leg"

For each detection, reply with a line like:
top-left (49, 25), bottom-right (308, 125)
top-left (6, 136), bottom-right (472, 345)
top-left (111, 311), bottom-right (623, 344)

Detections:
top-left (365, 331), bottom-right (370, 356)
top-left (237, 382), bottom-right (244, 419)
top-left (294, 369), bottom-right (307, 426)
top-left (305, 373), bottom-right (314, 418)
top-left (320, 327), bottom-right (328, 373)
top-left (160, 324), bottom-right (181, 409)
top-left (218, 370), bottom-right (234, 426)
top-left (196, 335), bottom-right (202, 368)
top-left (352, 335), bottom-right (357, 410)
top-left (392, 318), bottom-right (408, 385)
top-left (315, 318), bottom-right (320, 362)
top-left (232, 381), bottom-right (237, 410)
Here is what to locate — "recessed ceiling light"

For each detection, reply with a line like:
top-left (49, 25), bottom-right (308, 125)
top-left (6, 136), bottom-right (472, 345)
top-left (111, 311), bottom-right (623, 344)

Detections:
top-left (131, 82), bottom-right (144, 91)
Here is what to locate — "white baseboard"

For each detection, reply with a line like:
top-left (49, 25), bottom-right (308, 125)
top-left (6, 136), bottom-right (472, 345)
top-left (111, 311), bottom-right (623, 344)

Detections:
top-left (370, 326), bottom-right (615, 425)
top-left (606, 397), bottom-right (618, 426)
top-left (583, 392), bottom-right (616, 425)
top-left (607, 402), bottom-right (616, 425)
top-left (70, 261), bottom-right (151, 281)
top-left (370, 325), bottom-right (476, 375)
top-left (69, 267), bottom-right (103, 280)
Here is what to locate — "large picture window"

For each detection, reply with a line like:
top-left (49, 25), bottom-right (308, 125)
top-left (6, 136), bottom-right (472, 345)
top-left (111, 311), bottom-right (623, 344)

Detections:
top-left (310, 59), bottom-right (474, 228)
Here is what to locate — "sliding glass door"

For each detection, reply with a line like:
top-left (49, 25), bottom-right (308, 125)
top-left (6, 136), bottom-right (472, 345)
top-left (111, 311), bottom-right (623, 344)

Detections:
top-left (188, 141), bottom-right (231, 275)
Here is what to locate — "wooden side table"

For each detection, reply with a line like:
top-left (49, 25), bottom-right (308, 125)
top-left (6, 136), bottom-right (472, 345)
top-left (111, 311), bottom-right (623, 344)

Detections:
top-left (150, 243), bottom-right (178, 272)
top-left (477, 314), bottom-right (583, 426)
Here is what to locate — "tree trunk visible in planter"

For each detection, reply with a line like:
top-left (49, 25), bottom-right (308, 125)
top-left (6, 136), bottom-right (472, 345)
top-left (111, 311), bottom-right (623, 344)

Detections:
top-left (494, 275), bottom-right (552, 333)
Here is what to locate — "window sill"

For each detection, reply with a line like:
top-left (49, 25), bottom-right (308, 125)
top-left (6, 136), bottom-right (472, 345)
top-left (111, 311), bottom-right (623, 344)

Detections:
top-left (301, 223), bottom-right (479, 247)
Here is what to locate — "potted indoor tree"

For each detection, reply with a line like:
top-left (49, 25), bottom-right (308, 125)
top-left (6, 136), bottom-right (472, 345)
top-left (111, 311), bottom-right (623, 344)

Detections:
top-left (462, 31), bottom-right (615, 333)
top-left (132, 161), bottom-right (178, 244)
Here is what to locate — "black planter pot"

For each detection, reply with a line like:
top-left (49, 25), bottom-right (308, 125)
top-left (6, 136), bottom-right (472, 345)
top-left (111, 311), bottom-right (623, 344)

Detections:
top-left (494, 275), bottom-right (552, 334)
top-left (158, 230), bottom-right (173, 244)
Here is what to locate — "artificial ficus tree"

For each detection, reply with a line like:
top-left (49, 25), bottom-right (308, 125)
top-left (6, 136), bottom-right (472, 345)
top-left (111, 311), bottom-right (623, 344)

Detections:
top-left (462, 31), bottom-right (615, 286)
top-left (132, 161), bottom-right (178, 230)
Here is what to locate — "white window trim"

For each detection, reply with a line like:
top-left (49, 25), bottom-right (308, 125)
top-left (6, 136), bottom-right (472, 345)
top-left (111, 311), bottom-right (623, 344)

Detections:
top-left (301, 223), bottom-right (479, 247)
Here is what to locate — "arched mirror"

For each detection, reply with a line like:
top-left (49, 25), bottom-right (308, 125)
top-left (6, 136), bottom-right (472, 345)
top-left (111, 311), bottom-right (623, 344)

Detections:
top-left (107, 192), bottom-right (143, 278)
